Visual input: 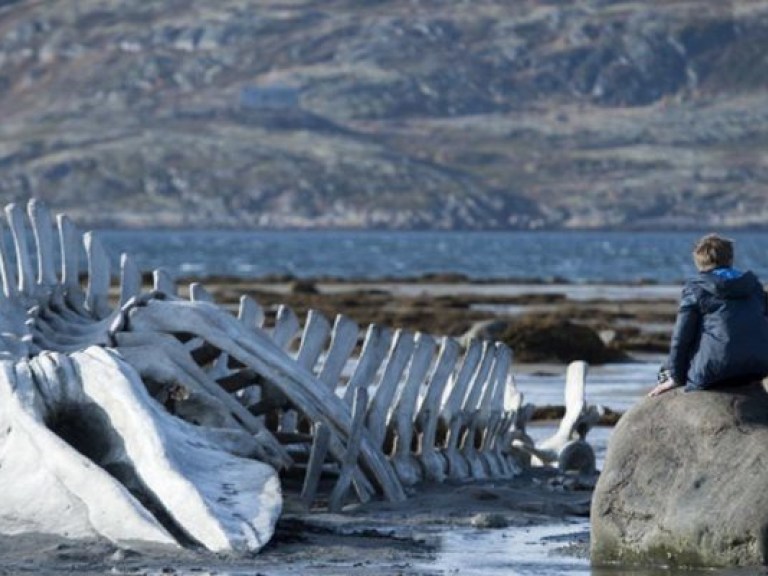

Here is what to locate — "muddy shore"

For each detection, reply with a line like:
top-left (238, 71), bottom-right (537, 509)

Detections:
top-left (181, 276), bottom-right (679, 361)
top-left (0, 469), bottom-right (593, 576)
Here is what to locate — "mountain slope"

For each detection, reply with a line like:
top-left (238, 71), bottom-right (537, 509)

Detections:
top-left (1, 0), bottom-right (768, 229)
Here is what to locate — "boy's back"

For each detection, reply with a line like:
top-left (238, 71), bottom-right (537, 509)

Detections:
top-left (651, 234), bottom-right (768, 397)
top-left (678, 269), bottom-right (768, 390)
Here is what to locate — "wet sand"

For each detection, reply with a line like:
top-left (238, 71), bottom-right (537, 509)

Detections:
top-left (0, 470), bottom-right (593, 576)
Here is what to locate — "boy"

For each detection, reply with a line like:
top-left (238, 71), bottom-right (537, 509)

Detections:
top-left (649, 234), bottom-right (768, 397)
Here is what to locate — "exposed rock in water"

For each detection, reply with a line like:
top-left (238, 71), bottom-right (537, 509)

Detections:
top-left (497, 316), bottom-right (626, 364)
top-left (591, 381), bottom-right (768, 568)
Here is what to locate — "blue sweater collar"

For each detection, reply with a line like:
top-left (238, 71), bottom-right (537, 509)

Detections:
top-left (710, 267), bottom-right (743, 280)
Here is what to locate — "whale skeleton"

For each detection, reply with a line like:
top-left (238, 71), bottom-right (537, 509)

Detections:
top-left (0, 200), bottom-right (600, 553)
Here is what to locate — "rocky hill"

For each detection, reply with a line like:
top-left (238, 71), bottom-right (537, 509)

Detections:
top-left (1, 0), bottom-right (768, 229)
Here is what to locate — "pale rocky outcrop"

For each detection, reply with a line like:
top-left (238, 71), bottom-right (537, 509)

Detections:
top-left (591, 381), bottom-right (768, 567)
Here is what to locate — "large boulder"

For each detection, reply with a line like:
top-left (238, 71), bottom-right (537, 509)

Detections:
top-left (498, 316), bottom-right (626, 364)
top-left (591, 382), bottom-right (768, 568)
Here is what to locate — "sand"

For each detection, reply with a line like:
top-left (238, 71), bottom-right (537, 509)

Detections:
top-left (0, 469), bottom-right (594, 575)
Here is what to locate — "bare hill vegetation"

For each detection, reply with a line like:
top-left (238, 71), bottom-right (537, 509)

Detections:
top-left (1, 0), bottom-right (767, 228)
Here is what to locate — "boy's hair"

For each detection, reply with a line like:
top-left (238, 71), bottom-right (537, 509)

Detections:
top-left (693, 234), bottom-right (734, 271)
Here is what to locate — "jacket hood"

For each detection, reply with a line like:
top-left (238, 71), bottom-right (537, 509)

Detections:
top-left (693, 269), bottom-right (760, 299)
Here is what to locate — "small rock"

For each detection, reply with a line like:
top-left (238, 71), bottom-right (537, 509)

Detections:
top-left (470, 513), bottom-right (509, 529)
top-left (290, 279), bottom-right (318, 294)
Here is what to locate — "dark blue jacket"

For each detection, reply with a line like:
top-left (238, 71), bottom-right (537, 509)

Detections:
top-left (667, 269), bottom-right (768, 391)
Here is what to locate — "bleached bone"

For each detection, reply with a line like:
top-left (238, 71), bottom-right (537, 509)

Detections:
top-left (125, 299), bottom-right (406, 503)
top-left (112, 330), bottom-right (291, 469)
top-left (437, 339), bottom-right (483, 478)
top-left (366, 329), bottom-right (415, 447)
top-left (226, 296), bottom-right (266, 407)
top-left (300, 323), bottom-right (390, 507)
top-left (84, 232), bottom-right (112, 318)
top-left (343, 324), bottom-right (392, 405)
top-left (0, 199), bottom-right (602, 552)
top-left (444, 341), bottom-right (494, 480)
top-left (0, 358), bottom-right (177, 546)
top-left (120, 253), bottom-right (142, 306)
top-left (493, 367), bottom-right (528, 475)
top-left (238, 295), bottom-right (265, 329)
top-left (414, 337), bottom-right (459, 482)
top-left (301, 314), bottom-right (370, 506)
top-left (296, 310), bottom-right (332, 372)
top-left (271, 304), bottom-right (309, 432)
top-left (390, 332), bottom-right (436, 486)
top-left (153, 268), bottom-right (176, 296)
top-left (459, 343), bottom-right (501, 479)
top-left (281, 309), bottom-right (332, 434)
top-left (57, 214), bottom-right (88, 313)
top-left (6, 203), bottom-right (36, 298)
top-left (190, 282), bottom-right (215, 303)
top-left (0, 219), bottom-right (19, 300)
top-left (328, 386), bottom-right (368, 513)
top-left (226, 304), bottom-right (303, 412)
top-left (27, 199), bottom-right (57, 290)
top-left (475, 344), bottom-right (514, 478)
top-left (55, 347), bottom-right (281, 551)
top-left (271, 304), bottom-right (301, 350)
top-left (501, 391), bottom-right (536, 468)
top-left (517, 360), bottom-right (597, 473)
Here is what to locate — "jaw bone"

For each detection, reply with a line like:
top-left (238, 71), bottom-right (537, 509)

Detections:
top-left (0, 200), bottom-right (284, 552)
top-left (0, 359), bottom-right (175, 545)
top-left (0, 347), bottom-right (281, 551)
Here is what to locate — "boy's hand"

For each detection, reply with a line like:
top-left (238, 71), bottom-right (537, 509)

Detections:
top-left (648, 378), bottom-right (678, 397)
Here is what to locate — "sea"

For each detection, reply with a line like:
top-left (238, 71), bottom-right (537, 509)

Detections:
top-left (84, 230), bottom-right (768, 575)
top-left (95, 229), bottom-right (768, 283)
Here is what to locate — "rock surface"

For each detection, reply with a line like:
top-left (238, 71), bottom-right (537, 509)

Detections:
top-left (591, 381), bottom-right (768, 567)
top-left (498, 316), bottom-right (625, 364)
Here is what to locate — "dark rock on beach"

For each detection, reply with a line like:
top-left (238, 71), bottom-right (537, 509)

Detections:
top-left (591, 381), bottom-right (768, 567)
top-left (498, 315), bottom-right (627, 364)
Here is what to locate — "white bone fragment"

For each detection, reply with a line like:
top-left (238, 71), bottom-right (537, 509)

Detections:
top-left (120, 253), bottom-right (142, 306)
top-left (153, 268), bottom-right (176, 296)
top-left (443, 342), bottom-right (493, 480)
top-left (190, 282), bottom-right (214, 302)
top-left (415, 337), bottom-right (459, 482)
top-left (5, 203), bottom-right (35, 297)
top-left (391, 333), bottom-right (436, 486)
top-left (0, 219), bottom-right (18, 300)
top-left (0, 358), bottom-right (177, 546)
top-left (281, 309), bottom-right (332, 433)
top-left (56, 214), bottom-right (88, 313)
top-left (84, 232), bottom-right (113, 318)
top-left (365, 330), bottom-right (415, 447)
top-left (27, 199), bottom-right (57, 289)
top-left (328, 386), bottom-right (368, 512)
top-left (271, 304), bottom-right (301, 350)
top-left (70, 347), bottom-right (282, 551)
top-left (238, 295), bottom-right (265, 329)
top-left (125, 299), bottom-right (405, 502)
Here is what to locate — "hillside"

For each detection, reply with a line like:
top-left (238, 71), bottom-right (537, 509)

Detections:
top-left (1, 0), bottom-right (768, 229)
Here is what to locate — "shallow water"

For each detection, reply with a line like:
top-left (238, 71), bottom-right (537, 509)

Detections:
top-left (96, 229), bottom-right (768, 284)
top-left (421, 521), bottom-right (591, 575)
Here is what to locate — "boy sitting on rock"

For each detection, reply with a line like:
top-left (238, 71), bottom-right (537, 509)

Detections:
top-left (649, 233), bottom-right (768, 397)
